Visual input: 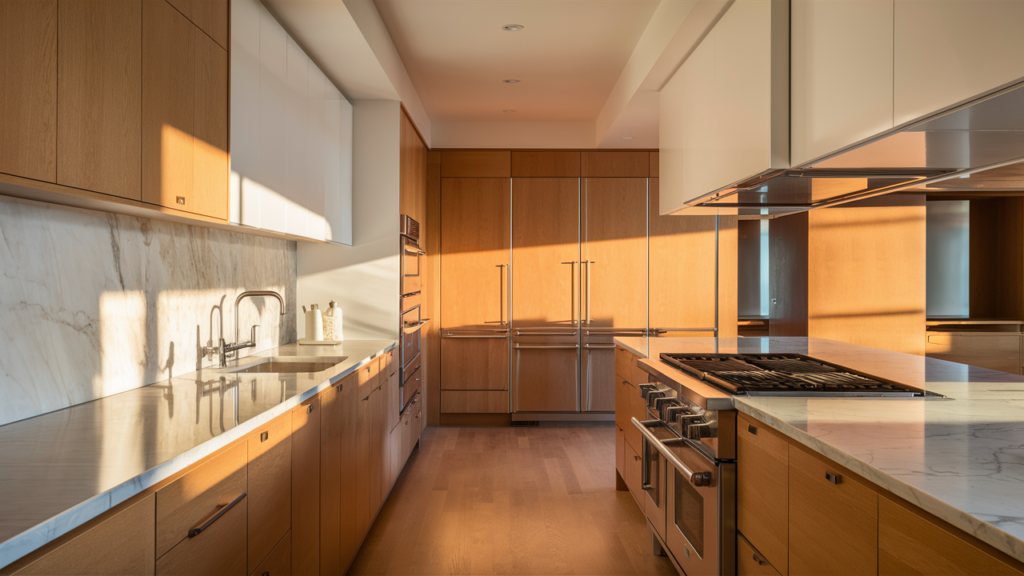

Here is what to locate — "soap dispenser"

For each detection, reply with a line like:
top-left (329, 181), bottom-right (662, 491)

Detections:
top-left (323, 301), bottom-right (343, 341)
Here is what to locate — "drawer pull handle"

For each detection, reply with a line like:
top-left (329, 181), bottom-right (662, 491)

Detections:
top-left (188, 492), bottom-right (246, 538)
top-left (825, 472), bottom-right (842, 484)
top-left (748, 424), bottom-right (757, 435)
top-left (260, 431), bottom-right (269, 442)
top-left (634, 455), bottom-right (641, 461)
top-left (307, 405), bottom-right (314, 414)
top-left (753, 553), bottom-right (766, 566)
top-left (176, 196), bottom-right (185, 205)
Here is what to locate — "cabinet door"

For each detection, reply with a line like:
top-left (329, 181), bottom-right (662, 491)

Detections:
top-left (318, 378), bottom-right (344, 575)
top-left (440, 177), bottom-right (511, 329)
top-left (142, 0), bottom-right (195, 211)
top-left (248, 413), bottom-right (292, 571)
top-left (440, 338), bottom-right (508, 392)
top-left (511, 178), bottom-right (580, 329)
top-left (193, 28), bottom-right (228, 219)
top-left (737, 533), bottom-right (783, 576)
top-left (15, 494), bottom-right (155, 576)
top-left (879, 496), bottom-right (1024, 576)
top-left (0, 0), bottom-right (56, 182)
top-left (291, 397), bottom-right (319, 576)
top-left (615, 423), bottom-right (626, 481)
top-left (190, 0), bottom-right (228, 50)
top-left (336, 373), bottom-right (360, 573)
top-left (737, 413), bottom-right (789, 575)
top-left (257, 2), bottom-right (288, 233)
top-left (57, 0), bottom-right (141, 199)
top-left (581, 178), bottom-right (647, 329)
top-left (370, 377), bottom-right (387, 519)
top-left (284, 36), bottom-right (308, 238)
top-left (354, 366), bottom-right (377, 542)
top-left (789, 445), bottom-right (878, 575)
top-left (624, 440), bottom-right (644, 508)
top-left (894, 0), bottom-right (1024, 126)
top-left (305, 62), bottom-right (327, 242)
top-left (249, 530), bottom-right (290, 576)
top-left (791, 0), bottom-right (893, 166)
top-left (323, 84), bottom-right (353, 245)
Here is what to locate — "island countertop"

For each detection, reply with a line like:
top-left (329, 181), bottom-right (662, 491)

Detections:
top-left (0, 339), bottom-right (396, 571)
top-left (613, 336), bottom-right (1024, 562)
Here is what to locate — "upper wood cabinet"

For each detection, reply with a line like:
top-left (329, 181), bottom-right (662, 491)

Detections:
top-left (57, 0), bottom-right (142, 200)
top-left (400, 109), bottom-right (428, 225)
top-left (580, 151), bottom-right (648, 178)
top-left (0, 0), bottom-right (57, 183)
top-left (142, 0), bottom-right (196, 212)
top-left (441, 151), bottom-right (511, 177)
top-left (894, 1), bottom-right (1024, 127)
top-left (790, 0), bottom-right (894, 166)
top-left (512, 151), bottom-right (581, 177)
top-left (193, 28), bottom-right (228, 219)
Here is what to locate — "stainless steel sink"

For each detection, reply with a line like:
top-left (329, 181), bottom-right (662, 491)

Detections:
top-left (226, 356), bottom-right (347, 374)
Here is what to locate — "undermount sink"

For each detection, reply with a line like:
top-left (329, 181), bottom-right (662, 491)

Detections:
top-left (227, 356), bottom-right (348, 374)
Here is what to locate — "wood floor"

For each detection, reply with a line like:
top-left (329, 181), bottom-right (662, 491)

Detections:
top-left (348, 425), bottom-right (678, 576)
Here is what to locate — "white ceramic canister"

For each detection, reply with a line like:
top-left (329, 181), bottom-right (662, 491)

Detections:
top-left (305, 304), bottom-right (323, 341)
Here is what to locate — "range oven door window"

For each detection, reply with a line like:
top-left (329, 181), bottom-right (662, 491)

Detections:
top-left (674, 469), bottom-right (704, 558)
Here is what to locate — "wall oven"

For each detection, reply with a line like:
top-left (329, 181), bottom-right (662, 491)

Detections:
top-left (399, 215), bottom-right (429, 413)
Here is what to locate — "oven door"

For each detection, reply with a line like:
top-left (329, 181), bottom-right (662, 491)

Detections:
top-left (401, 237), bottom-right (424, 297)
top-left (641, 423), bottom-right (673, 540)
top-left (667, 443), bottom-right (735, 576)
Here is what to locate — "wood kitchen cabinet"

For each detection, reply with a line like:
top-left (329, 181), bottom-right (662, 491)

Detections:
top-left (164, 0), bottom-right (228, 51)
top-left (737, 533), bottom-right (783, 576)
top-left (321, 372), bottom-right (356, 575)
top-left (355, 361), bottom-right (380, 541)
top-left (737, 413), bottom-right (788, 576)
top-left (57, 0), bottom-right (142, 200)
top-left (0, 0), bottom-right (57, 183)
top-left (247, 413), bottom-right (292, 571)
top-left (789, 444), bottom-right (878, 576)
top-left (12, 494), bottom-right (155, 576)
top-left (291, 397), bottom-right (320, 576)
top-left (249, 530), bottom-right (290, 576)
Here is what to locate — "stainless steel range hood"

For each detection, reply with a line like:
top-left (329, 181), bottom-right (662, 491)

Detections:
top-left (686, 80), bottom-right (1024, 217)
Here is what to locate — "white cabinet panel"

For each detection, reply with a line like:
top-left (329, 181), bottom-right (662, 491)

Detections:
top-left (285, 36), bottom-right (308, 238)
top-left (791, 0), bottom-right (894, 166)
top-left (258, 4), bottom-right (288, 234)
top-left (895, 0), bottom-right (1024, 126)
top-left (306, 62), bottom-right (326, 242)
top-left (324, 83), bottom-right (353, 246)
top-left (229, 0), bottom-right (260, 227)
top-left (660, 0), bottom-right (782, 212)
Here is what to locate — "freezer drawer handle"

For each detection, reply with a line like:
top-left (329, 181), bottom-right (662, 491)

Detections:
top-left (515, 330), bottom-right (577, 337)
top-left (583, 343), bottom-right (616, 349)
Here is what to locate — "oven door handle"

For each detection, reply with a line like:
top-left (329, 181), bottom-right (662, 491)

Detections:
top-left (632, 418), bottom-right (712, 487)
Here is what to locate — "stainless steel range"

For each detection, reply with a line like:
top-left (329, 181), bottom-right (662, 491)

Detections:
top-left (633, 351), bottom-right (939, 575)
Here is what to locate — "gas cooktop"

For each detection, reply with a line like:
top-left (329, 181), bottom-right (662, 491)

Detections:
top-left (660, 353), bottom-right (934, 397)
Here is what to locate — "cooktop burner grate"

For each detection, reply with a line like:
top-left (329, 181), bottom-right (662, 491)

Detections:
top-left (660, 352), bottom-right (927, 397)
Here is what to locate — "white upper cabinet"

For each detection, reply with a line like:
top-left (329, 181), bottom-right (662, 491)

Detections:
top-left (791, 0), bottom-right (894, 167)
top-left (659, 0), bottom-right (789, 213)
top-left (894, 0), bottom-right (1024, 126)
top-left (230, 0), bottom-right (352, 243)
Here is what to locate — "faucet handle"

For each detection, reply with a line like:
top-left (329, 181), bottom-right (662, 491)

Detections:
top-left (251, 325), bottom-right (259, 344)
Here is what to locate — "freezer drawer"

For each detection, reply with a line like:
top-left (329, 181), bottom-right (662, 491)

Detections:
top-left (512, 336), bottom-right (579, 412)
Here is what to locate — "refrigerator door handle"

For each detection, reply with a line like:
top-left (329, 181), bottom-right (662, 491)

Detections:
top-left (496, 264), bottom-right (508, 325)
top-left (561, 261), bottom-right (577, 325)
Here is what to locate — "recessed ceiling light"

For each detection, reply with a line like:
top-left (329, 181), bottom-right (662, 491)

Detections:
top-left (621, 136), bottom-right (634, 140)
top-left (503, 109), bottom-right (516, 113)
top-left (502, 24), bottom-right (525, 32)
top-left (503, 79), bottom-right (520, 84)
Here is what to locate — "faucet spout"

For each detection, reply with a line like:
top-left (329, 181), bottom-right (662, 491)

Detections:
top-left (234, 290), bottom-right (286, 345)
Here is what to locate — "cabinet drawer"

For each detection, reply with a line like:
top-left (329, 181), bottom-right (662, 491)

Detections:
top-left (624, 389), bottom-right (646, 454)
top-left (249, 530), bottom-right (290, 576)
top-left (615, 424), bottom-right (625, 477)
top-left (14, 494), bottom-right (155, 576)
top-left (614, 375), bottom-right (630, 432)
top-left (624, 440), bottom-right (644, 509)
top-left (156, 441), bottom-right (247, 558)
top-left (615, 346), bottom-right (632, 380)
top-left (737, 413), bottom-right (789, 575)
top-left (155, 488), bottom-right (246, 576)
top-left (879, 496), bottom-right (1024, 576)
top-left (738, 533), bottom-right (782, 576)
top-left (248, 413), bottom-right (292, 571)
top-left (358, 358), bottom-right (379, 387)
top-left (789, 445), bottom-right (877, 576)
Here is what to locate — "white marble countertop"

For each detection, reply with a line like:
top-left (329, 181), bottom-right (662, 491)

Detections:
top-left (0, 339), bottom-right (396, 570)
top-left (614, 336), bottom-right (1024, 562)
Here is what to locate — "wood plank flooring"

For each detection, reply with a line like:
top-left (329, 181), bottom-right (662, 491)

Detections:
top-left (348, 425), bottom-right (677, 576)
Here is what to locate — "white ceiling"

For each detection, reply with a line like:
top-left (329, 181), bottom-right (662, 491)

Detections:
top-left (374, 0), bottom-right (661, 124)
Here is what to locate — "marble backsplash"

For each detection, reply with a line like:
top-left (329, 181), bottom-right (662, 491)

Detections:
top-left (0, 195), bottom-right (297, 427)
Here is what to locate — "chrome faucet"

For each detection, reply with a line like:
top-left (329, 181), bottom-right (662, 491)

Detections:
top-left (206, 290), bottom-right (286, 368)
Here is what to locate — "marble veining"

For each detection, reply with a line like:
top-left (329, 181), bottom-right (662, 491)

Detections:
top-left (0, 340), bottom-right (395, 570)
top-left (0, 195), bottom-right (297, 426)
top-left (618, 337), bottom-right (1024, 562)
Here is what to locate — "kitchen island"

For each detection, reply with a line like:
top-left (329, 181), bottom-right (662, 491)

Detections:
top-left (0, 340), bottom-right (399, 573)
top-left (614, 336), bottom-right (1024, 571)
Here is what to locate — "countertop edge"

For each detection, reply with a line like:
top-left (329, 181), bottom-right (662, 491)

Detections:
top-left (612, 337), bottom-right (648, 359)
top-left (733, 399), bottom-right (1024, 563)
top-left (0, 340), bottom-right (396, 571)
